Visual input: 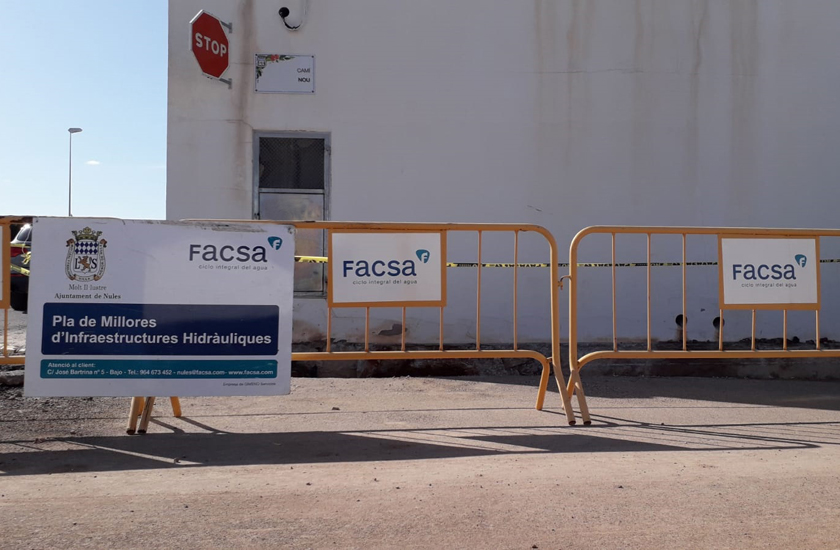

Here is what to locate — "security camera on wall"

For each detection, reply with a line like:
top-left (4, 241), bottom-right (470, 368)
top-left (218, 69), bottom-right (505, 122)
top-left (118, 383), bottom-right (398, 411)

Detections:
top-left (278, 1), bottom-right (307, 30)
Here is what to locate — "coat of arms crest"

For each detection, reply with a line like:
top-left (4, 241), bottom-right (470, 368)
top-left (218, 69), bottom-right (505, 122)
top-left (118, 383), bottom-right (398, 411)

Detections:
top-left (65, 227), bottom-right (107, 281)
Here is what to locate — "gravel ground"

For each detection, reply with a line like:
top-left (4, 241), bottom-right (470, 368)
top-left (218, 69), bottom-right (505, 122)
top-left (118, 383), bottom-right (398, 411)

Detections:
top-left (1, 308), bottom-right (26, 357)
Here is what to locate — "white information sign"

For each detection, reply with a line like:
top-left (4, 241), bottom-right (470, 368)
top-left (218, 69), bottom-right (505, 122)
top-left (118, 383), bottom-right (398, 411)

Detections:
top-left (719, 237), bottom-right (820, 310)
top-left (25, 218), bottom-right (295, 397)
top-left (255, 54), bottom-right (315, 93)
top-left (329, 232), bottom-right (446, 307)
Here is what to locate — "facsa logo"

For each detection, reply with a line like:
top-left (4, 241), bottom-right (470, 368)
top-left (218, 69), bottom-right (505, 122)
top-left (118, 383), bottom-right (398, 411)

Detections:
top-left (189, 236), bottom-right (285, 262)
top-left (732, 255), bottom-right (806, 281)
top-left (342, 250), bottom-right (432, 278)
top-left (189, 244), bottom-right (268, 262)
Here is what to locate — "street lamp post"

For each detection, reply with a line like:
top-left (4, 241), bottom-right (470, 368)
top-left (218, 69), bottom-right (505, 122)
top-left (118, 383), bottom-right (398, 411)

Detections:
top-left (68, 127), bottom-right (83, 216)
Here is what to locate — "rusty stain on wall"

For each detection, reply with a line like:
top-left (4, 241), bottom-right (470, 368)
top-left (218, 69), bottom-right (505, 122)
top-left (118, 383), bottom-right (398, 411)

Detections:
top-left (729, 0), bottom-right (761, 220)
top-left (684, 0), bottom-right (709, 206)
top-left (231, 0), bottom-right (255, 214)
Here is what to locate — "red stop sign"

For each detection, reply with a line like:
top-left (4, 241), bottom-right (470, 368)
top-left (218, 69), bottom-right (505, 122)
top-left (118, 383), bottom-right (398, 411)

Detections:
top-left (190, 11), bottom-right (229, 79)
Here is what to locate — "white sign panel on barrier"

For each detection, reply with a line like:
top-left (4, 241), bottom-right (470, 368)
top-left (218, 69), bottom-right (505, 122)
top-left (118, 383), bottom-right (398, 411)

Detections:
top-left (24, 218), bottom-right (295, 397)
top-left (719, 236), bottom-right (820, 310)
top-left (329, 232), bottom-right (446, 307)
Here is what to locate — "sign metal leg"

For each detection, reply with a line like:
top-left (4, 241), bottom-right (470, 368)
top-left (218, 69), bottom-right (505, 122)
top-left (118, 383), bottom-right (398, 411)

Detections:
top-left (170, 397), bottom-right (182, 417)
top-left (137, 397), bottom-right (156, 434)
top-left (126, 397), bottom-right (144, 434)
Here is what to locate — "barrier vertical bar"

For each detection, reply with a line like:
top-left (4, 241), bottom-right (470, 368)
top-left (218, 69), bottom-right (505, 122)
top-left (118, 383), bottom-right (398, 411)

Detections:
top-left (568, 233), bottom-right (580, 409)
top-left (439, 307), bottom-right (444, 351)
top-left (441, 229), bottom-right (446, 352)
top-left (365, 307), bottom-right (370, 352)
top-left (476, 231), bottom-right (482, 351)
top-left (646, 234), bottom-right (651, 351)
top-left (3, 308), bottom-right (7, 360)
top-left (543, 228), bottom-right (576, 425)
top-left (326, 307), bottom-right (332, 352)
top-left (401, 307), bottom-right (406, 352)
top-left (534, 229), bottom-right (550, 411)
top-left (2, 223), bottom-right (8, 360)
top-left (682, 234), bottom-right (687, 351)
top-left (816, 311), bottom-right (821, 350)
top-left (611, 233), bottom-right (617, 351)
top-left (783, 310), bottom-right (788, 351)
top-left (816, 235), bottom-right (822, 351)
top-left (513, 231), bottom-right (519, 350)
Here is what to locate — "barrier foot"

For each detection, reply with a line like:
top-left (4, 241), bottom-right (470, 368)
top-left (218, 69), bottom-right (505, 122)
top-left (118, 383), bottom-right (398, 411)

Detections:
top-left (567, 368), bottom-right (591, 425)
top-left (170, 397), bottom-right (182, 418)
top-left (137, 397), bottom-right (156, 434)
top-left (552, 362), bottom-right (576, 426)
top-left (126, 397), bottom-right (144, 434)
top-left (535, 360), bottom-right (551, 411)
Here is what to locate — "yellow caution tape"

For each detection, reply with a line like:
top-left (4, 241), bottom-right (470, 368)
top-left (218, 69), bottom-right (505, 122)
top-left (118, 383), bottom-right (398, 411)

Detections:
top-left (296, 255), bottom-right (329, 264)
top-left (9, 251), bottom-right (30, 276)
top-left (5, 254), bottom-right (838, 279)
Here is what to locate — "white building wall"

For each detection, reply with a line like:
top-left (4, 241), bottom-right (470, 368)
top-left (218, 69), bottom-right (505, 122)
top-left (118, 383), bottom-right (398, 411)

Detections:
top-left (168, 0), bottom-right (840, 344)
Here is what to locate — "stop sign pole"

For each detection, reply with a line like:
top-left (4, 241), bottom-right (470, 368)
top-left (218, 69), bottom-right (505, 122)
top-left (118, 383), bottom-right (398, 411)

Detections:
top-left (190, 10), bottom-right (233, 88)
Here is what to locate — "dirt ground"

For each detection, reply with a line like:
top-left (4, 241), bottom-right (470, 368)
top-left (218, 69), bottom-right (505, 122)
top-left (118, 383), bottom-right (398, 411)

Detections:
top-left (2, 308), bottom-right (26, 355)
top-left (2, 374), bottom-right (840, 549)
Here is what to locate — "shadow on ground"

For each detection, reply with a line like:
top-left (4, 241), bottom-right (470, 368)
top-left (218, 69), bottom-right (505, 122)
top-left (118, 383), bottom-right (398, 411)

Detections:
top-left (450, 372), bottom-right (840, 414)
top-left (2, 414), bottom-right (838, 476)
top-left (564, 373), bottom-right (840, 411)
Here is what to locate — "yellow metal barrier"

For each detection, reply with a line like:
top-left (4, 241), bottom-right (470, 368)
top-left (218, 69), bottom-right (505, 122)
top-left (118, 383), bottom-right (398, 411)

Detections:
top-left (126, 220), bottom-right (577, 432)
top-left (1, 216), bottom-right (25, 367)
top-left (566, 226), bottom-right (840, 425)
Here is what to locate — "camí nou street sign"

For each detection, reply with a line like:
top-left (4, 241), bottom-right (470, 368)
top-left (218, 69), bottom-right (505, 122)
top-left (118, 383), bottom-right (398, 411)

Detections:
top-left (190, 11), bottom-right (230, 80)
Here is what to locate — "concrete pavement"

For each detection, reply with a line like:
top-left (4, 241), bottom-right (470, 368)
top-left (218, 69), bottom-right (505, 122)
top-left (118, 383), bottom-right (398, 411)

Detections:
top-left (2, 375), bottom-right (840, 548)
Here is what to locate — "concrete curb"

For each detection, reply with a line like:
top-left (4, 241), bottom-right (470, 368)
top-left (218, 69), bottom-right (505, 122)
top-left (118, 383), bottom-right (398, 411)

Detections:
top-left (291, 341), bottom-right (840, 380)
